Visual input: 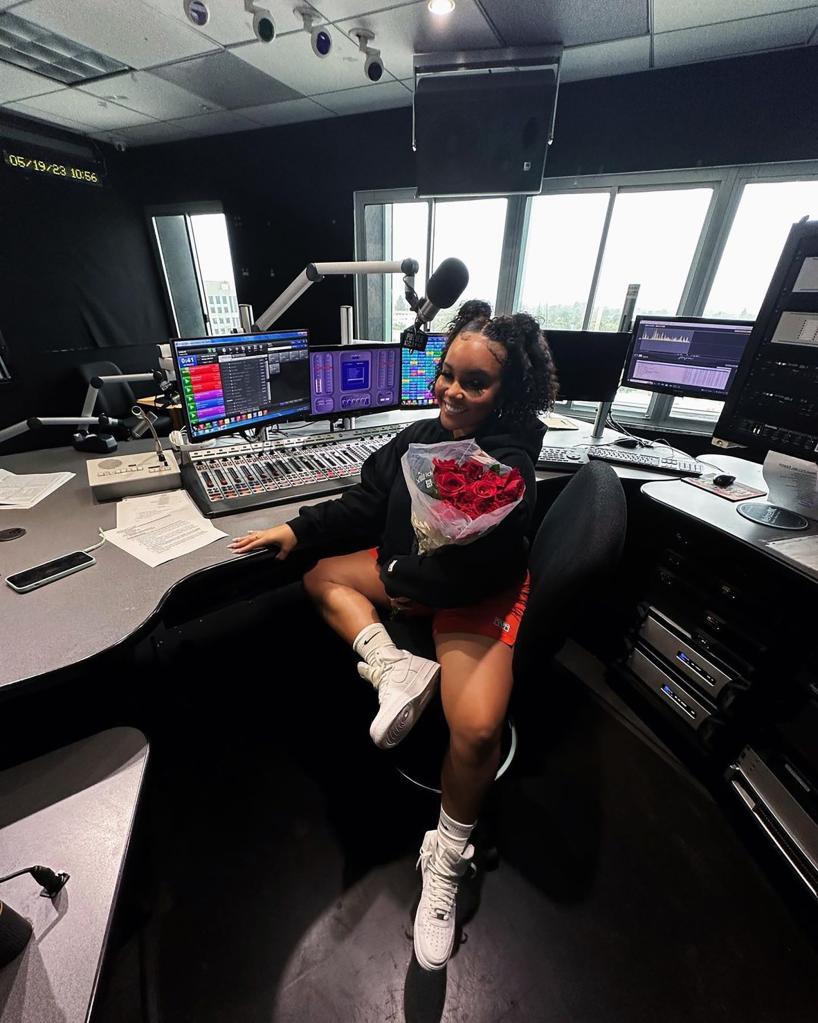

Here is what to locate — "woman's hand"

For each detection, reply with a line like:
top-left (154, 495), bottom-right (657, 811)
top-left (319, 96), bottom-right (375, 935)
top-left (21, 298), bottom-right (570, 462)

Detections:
top-left (228, 524), bottom-right (297, 561)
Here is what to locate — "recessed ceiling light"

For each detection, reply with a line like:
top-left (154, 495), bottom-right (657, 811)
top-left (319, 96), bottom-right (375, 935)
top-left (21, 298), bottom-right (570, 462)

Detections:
top-left (427, 0), bottom-right (455, 14)
top-left (0, 10), bottom-right (128, 84)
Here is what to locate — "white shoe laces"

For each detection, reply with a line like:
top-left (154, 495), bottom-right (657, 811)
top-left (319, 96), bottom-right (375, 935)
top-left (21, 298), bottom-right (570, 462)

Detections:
top-left (370, 646), bottom-right (405, 699)
top-left (418, 845), bottom-right (462, 921)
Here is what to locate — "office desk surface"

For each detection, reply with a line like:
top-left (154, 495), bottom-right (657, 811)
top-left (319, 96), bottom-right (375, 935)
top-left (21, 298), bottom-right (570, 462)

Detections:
top-left (0, 442), bottom-right (327, 692)
top-left (0, 727), bottom-right (148, 1023)
top-left (642, 453), bottom-right (818, 585)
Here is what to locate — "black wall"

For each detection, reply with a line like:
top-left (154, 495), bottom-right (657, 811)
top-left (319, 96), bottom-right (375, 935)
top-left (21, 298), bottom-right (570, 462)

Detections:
top-left (3, 45), bottom-right (818, 437)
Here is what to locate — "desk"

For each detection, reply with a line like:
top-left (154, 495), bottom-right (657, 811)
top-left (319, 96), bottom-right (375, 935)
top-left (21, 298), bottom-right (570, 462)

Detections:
top-left (0, 728), bottom-right (148, 1023)
top-left (0, 441), bottom-right (330, 693)
top-left (0, 414), bottom-right (673, 693)
top-left (642, 453), bottom-right (818, 585)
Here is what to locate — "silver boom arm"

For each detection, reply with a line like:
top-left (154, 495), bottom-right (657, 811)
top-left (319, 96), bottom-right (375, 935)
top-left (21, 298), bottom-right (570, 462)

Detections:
top-left (255, 258), bottom-right (419, 331)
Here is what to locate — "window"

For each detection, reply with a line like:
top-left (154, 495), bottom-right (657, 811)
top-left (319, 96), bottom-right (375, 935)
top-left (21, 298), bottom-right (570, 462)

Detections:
top-left (518, 192), bottom-right (609, 329)
top-left (149, 205), bottom-right (241, 338)
top-left (356, 161), bottom-right (818, 433)
top-left (705, 179), bottom-right (818, 321)
top-left (428, 198), bottom-right (507, 332)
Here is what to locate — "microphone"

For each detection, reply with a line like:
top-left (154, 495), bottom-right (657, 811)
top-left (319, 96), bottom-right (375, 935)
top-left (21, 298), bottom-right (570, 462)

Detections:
top-left (132, 406), bottom-right (168, 465)
top-left (417, 258), bottom-right (469, 326)
top-left (401, 257), bottom-right (469, 351)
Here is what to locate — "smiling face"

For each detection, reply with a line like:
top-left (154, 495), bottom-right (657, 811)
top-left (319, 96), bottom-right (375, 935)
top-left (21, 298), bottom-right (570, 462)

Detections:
top-left (433, 332), bottom-right (505, 436)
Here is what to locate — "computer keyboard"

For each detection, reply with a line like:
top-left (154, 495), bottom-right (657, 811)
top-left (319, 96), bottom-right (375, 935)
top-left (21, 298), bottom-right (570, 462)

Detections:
top-left (586, 445), bottom-right (703, 476)
top-left (536, 446), bottom-right (589, 470)
top-left (181, 422), bottom-right (403, 517)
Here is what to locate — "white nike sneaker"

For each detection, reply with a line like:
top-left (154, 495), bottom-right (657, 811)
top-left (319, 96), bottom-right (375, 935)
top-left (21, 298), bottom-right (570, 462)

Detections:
top-left (358, 647), bottom-right (440, 749)
top-left (414, 830), bottom-right (475, 972)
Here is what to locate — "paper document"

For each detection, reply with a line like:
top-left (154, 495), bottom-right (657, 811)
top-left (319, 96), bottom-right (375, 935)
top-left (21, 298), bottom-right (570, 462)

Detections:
top-left (0, 469), bottom-right (74, 509)
top-left (762, 452), bottom-right (818, 520)
top-left (116, 489), bottom-right (202, 529)
top-left (543, 414), bottom-right (580, 431)
top-left (104, 490), bottom-right (226, 567)
top-left (793, 257), bottom-right (818, 293)
top-left (766, 535), bottom-right (818, 574)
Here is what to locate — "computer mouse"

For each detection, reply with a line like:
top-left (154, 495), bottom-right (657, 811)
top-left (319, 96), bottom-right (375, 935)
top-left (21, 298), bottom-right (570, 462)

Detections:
top-left (713, 473), bottom-right (736, 488)
top-left (612, 437), bottom-right (640, 448)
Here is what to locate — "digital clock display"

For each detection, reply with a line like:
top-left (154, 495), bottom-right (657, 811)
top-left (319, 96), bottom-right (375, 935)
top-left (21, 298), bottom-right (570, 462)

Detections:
top-left (3, 149), bottom-right (103, 186)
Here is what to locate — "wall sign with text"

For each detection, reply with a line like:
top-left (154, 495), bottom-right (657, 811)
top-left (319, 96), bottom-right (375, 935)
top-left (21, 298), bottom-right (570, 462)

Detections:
top-left (3, 148), bottom-right (104, 187)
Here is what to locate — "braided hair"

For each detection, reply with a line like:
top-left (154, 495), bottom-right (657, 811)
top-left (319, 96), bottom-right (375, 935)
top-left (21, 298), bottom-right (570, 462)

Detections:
top-left (436, 301), bottom-right (559, 428)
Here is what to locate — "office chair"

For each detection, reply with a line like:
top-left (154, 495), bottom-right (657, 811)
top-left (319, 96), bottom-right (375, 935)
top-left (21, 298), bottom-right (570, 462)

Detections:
top-left (385, 460), bottom-right (628, 792)
top-left (75, 360), bottom-right (172, 439)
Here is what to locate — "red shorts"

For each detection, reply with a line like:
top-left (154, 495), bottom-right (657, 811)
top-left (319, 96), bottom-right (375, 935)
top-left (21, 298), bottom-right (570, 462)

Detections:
top-left (369, 549), bottom-right (530, 647)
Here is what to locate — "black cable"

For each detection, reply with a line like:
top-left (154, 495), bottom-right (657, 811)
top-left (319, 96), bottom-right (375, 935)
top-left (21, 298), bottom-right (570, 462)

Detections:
top-left (0, 865), bottom-right (70, 897)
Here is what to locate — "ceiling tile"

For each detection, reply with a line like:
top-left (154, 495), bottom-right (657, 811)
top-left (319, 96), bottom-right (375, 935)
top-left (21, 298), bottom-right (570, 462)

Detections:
top-left (312, 79), bottom-right (412, 115)
top-left (560, 34), bottom-right (651, 83)
top-left (5, 86), bottom-right (156, 128)
top-left (3, 99), bottom-right (92, 131)
top-left (98, 119), bottom-right (201, 147)
top-left (654, 0), bottom-right (818, 35)
top-left (16, 0), bottom-right (218, 69)
top-left (79, 70), bottom-right (219, 119)
top-left (654, 8), bottom-right (818, 67)
top-left (170, 109), bottom-right (261, 137)
top-left (232, 25), bottom-right (380, 94)
top-left (152, 49), bottom-right (302, 108)
top-left (140, 0), bottom-right (326, 46)
top-left (477, 0), bottom-right (647, 47)
top-left (336, 0), bottom-right (498, 81)
top-left (237, 97), bottom-right (333, 125)
top-left (0, 60), bottom-right (63, 102)
top-left (311, 0), bottom-right (419, 19)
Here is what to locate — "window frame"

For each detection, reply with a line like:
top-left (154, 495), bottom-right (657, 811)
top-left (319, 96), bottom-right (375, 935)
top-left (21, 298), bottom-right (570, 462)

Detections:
top-left (354, 159), bottom-right (818, 435)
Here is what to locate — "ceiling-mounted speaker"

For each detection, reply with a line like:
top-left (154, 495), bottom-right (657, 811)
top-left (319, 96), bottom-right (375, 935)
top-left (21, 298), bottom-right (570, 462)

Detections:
top-left (413, 46), bottom-right (561, 198)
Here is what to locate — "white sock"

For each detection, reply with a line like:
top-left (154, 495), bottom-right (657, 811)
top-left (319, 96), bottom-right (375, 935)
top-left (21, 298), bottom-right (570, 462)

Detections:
top-left (436, 806), bottom-right (476, 856)
top-left (352, 622), bottom-right (396, 664)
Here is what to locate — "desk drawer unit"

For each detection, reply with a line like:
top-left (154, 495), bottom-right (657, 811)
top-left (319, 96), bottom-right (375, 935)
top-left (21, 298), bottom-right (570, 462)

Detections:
top-left (626, 646), bottom-right (716, 733)
top-left (639, 610), bottom-right (735, 701)
top-left (728, 747), bottom-right (818, 900)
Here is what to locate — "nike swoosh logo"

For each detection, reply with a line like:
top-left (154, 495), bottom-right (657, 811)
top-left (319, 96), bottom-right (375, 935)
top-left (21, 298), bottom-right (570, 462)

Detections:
top-left (363, 637), bottom-right (374, 645)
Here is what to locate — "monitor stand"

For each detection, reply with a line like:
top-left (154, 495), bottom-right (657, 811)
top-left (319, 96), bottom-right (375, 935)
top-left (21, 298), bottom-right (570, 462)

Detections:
top-left (736, 502), bottom-right (809, 530)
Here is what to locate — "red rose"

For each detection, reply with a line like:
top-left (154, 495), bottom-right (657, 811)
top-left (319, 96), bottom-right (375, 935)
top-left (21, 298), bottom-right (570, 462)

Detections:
top-left (435, 470), bottom-right (464, 497)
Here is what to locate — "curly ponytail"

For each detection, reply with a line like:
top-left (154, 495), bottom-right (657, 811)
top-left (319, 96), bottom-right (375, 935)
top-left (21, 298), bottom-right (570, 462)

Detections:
top-left (434, 301), bottom-right (559, 428)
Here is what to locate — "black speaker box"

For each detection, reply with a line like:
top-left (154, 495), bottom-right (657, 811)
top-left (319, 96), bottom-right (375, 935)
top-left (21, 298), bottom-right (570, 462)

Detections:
top-left (415, 69), bottom-right (557, 197)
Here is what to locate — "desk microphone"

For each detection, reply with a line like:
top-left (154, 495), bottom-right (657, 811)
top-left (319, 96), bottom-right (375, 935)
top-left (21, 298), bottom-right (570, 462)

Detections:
top-left (0, 864), bottom-right (70, 966)
top-left (132, 406), bottom-right (168, 465)
top-left (401, 257), bottom-right (469, 351)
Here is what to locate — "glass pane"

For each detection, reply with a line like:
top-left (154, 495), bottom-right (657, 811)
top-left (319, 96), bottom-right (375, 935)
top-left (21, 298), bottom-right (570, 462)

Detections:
top-left (153, 215), bottom-right (207, 338)
top-left (190, 213), bottom-right (241, 335)
top-left (390, 202), bottom-right (429, 343)
top-left (518, 192), bottom-right (609, 329)
top-left (589, 187), bottom-right (714, 330)
top-left (429, 198), bottom-right (507, 332)
top-left (362, 202), bottom-right (429, 343)
top-left (669, 395), bottom-right (724, 422)
top-left (704, 180), bottom-right (818, 320)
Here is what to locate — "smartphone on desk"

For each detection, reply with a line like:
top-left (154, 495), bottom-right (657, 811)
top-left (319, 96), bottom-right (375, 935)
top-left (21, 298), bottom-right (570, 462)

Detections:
top-left (5, 551), bottom-right (95, 593)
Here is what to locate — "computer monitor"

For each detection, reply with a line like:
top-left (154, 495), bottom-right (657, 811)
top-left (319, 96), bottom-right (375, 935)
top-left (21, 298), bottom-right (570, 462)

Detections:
top-left (623, 316), bottom-right (753, 399)
top-left (544, 330), bottom-right (631, 402)
top-left (173, 329), bottom-right (310, 441)
top-left (400, 333), bottom-right (447, 409)
top-left (715, 220), bottom-right (818, 461)
top-left (309, 344), bottom-right (401, 418)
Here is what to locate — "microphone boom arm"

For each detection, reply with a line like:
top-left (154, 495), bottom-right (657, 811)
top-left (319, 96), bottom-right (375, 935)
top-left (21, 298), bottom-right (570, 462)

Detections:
top-left (254, 258), bottom-right (419, 331)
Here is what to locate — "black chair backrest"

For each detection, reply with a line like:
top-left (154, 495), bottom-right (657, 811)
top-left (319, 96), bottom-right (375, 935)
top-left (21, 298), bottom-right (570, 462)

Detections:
top-left (513, 460), bottom-right (626, 681)
top-left (76, 361), bottom-right (135, 418)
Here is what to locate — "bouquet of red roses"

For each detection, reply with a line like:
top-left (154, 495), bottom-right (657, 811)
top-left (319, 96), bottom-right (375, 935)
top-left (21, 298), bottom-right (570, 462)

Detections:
top-left (400, 439), bottom-right (526, 554)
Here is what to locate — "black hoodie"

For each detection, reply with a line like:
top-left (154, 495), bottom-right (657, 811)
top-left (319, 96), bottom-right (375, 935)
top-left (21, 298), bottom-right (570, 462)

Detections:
top-left (287, 415), bottom-right (545, 608)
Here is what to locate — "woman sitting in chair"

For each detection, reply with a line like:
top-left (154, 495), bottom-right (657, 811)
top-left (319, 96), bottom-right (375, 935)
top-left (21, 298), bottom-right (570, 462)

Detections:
top-left (230, 300), bottom-right (558, 971)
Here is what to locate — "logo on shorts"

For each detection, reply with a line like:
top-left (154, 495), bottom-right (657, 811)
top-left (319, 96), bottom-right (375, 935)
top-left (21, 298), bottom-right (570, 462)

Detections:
top-left (493, 617), bottom-right (511, 633)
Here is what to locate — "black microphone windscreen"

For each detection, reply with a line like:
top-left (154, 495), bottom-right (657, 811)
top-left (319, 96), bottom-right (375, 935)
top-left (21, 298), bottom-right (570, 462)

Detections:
top-left (425, 258), bottom-right (469, 308)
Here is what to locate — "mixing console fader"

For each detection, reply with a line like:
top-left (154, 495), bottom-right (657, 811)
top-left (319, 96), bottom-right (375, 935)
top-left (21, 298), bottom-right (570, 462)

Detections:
top-left (181, 423), bottom-right (402, 517)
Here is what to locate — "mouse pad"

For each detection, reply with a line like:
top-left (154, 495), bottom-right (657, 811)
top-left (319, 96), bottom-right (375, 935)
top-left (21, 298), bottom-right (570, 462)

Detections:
top-left (683, 474), bottom-right (766, 502)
